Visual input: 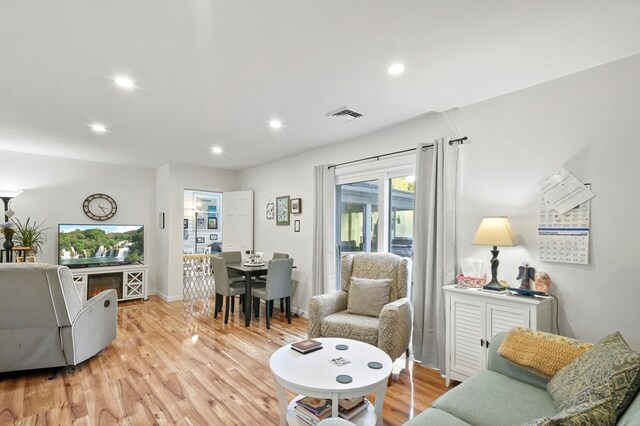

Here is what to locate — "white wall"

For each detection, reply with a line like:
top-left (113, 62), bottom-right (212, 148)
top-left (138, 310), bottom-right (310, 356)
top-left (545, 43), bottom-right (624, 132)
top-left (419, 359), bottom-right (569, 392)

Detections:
top-left (239, 54), bottom-right (640, 349)
top-left (154, 163), bottom-right (237, 301)
top-left (0, 151), bottom-right (158, 291)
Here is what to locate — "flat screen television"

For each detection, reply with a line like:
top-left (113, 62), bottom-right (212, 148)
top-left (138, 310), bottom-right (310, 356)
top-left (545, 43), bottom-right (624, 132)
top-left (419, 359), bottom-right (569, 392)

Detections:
top-left (58, 224), bottom-right (144, 268)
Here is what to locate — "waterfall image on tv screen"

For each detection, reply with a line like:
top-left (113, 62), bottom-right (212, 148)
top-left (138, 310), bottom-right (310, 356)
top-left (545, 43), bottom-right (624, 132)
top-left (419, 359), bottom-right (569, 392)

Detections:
top-left (58, 224), bottom-right (144, 267)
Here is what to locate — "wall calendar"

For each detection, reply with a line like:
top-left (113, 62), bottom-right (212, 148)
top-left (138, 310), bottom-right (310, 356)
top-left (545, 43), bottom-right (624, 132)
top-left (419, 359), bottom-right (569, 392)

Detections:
top-left (538, 188), bottom-right (590, 264)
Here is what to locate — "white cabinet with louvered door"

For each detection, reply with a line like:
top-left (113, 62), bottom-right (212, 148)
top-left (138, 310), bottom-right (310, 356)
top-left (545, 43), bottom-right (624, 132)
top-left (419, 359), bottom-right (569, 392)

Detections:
top-left (444, 285), bottom-right (553, 386)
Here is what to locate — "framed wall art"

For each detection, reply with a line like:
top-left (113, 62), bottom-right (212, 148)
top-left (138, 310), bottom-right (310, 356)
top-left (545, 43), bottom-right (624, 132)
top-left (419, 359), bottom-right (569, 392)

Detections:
top-left (196, 237), bottom-right (205, 243)
top-left (291, 198), bottom-right (302, 214)
top-left (266, 200), bottom-right (275, 219)
top-left (210, 234), bottom-right (218, 241)
top-left (276, 195), bottom-right (290, 226)
top-left (294, 220), bottom-right (300, 232)
top-left (183, 218), bottom-right (188, 229)
top-left (208, 216), bottom-right (218, 229)
top-left (196, 214), bottom-right (207, 230)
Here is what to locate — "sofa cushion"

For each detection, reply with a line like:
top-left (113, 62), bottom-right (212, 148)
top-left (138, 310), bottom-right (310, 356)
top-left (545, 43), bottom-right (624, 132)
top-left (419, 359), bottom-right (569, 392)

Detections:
top-left (404, 407), bottom-right (471, 425)
top-left (320, 311), bottom-right (379, 346)
top-left (546, 331), bottom-right (640, 418)
top-left (347, 277), bottom-right (391, 317)
top-left (498, 327), bottom-right (592, 379)
top-left (433, 370), bottom-right (558, 426)
top-left (523, 397), bottom-right (616, 425)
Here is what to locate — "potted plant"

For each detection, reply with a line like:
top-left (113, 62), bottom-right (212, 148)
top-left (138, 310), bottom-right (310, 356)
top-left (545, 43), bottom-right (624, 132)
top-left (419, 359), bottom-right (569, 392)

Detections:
top-left (11, 217), bottom-right (50, 256)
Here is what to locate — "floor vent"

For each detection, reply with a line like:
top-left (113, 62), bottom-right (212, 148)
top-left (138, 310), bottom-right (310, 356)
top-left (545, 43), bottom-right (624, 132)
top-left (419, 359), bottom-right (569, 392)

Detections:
top-left (326, 106), bottom-right (364, 122)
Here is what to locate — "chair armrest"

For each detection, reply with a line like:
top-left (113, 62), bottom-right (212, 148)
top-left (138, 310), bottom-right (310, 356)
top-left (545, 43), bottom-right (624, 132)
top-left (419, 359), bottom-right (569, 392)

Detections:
top-left (307, 291), bottom-right (348, 338)
top-left (62, 289), bottom-right (117, 365)
top-left (378, 297), bottom-right (413, 361)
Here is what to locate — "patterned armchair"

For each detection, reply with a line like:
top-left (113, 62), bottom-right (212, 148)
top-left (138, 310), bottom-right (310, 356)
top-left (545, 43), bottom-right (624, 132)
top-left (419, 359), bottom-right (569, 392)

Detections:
top-left (308, 253), bottom-right (412, 362)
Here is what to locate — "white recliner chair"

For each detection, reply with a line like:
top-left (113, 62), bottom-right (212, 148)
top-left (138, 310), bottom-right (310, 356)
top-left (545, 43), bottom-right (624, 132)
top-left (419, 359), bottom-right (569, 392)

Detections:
top-left (0, 263), bottom-right (117, 372)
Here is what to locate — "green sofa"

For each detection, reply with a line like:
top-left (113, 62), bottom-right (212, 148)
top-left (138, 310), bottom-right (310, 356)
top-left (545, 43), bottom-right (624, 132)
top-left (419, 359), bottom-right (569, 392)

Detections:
top-left (319, 331), bottom-right (640, 426)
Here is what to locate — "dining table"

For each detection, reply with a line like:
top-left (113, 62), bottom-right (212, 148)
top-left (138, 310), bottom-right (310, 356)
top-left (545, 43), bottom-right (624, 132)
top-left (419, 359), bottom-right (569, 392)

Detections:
top-left (226, 262), bottom-right (269, 326)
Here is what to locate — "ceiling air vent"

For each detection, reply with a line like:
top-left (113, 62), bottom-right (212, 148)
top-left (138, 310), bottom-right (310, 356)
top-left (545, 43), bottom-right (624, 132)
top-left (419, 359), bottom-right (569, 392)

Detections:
top-left (326, 106), bottom-right (364, 122)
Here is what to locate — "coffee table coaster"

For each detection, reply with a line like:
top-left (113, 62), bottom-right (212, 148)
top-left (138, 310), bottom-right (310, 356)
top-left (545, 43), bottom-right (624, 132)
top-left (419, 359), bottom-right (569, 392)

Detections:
top-left (336, 375), bottom-right (352, 384)
top-left (368, 361), bottom-right (383, 369)
top-left (335, 344), bottom-right (349, 351)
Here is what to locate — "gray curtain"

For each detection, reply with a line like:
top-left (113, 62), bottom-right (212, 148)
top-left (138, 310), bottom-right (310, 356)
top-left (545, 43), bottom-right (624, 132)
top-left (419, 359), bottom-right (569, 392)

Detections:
top-left (311, 165), bottom-right (336, 296)
top-left (412, 138), bottom-right (459, 373)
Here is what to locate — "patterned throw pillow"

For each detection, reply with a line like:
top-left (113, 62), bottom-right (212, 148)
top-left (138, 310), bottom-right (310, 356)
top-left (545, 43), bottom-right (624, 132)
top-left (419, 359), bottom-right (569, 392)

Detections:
top-left (498, 327), bottom-right (593, 379)
top-left (546, 331), bottom-right (640, 418)
top-left (523, 397), bottom-right (616, 426)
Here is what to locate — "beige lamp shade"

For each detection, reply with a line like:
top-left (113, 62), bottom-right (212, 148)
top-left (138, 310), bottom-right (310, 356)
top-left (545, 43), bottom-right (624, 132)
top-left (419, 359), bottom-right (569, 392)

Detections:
top-left (472, 217), bottom-right (514, 247)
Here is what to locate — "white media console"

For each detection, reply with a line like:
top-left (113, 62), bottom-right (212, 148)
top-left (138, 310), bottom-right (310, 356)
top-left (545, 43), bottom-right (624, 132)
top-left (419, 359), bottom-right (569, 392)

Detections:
top-left (70, 264), bottom-right (148, 302)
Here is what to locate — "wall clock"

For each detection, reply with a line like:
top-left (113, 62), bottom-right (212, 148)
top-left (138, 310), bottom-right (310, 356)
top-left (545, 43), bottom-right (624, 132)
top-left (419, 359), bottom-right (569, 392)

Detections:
top-left (83, 193), bottom-right (117, 221)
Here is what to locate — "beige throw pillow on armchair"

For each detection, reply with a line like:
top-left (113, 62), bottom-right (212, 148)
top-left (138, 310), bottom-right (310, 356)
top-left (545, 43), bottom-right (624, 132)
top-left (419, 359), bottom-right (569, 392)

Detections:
top-left (347, 277), bottom-right (391, 317)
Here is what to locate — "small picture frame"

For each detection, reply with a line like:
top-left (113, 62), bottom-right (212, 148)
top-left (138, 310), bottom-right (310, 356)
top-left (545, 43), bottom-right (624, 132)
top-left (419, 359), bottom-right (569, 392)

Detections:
top-left (196, 215), bottom-right (206, 230)
top-left (159, 212), bottom-right (165, 229)
top-left (196, 237), bottom-right (205, 243)
top-left (208, 217), bottom-right (218, 229)
top-left (183, 218), bottom-right (188, 229)
top-left (266, 201), bottom-right (275, 220)
top-left (210, 234), bottom-right (218, 241)
top-left (294, 220), bottom-right (300, 232)
top-left (291, 198), bottom-right (302, 214)
top-left (276, 195), bottom-right (290, 226)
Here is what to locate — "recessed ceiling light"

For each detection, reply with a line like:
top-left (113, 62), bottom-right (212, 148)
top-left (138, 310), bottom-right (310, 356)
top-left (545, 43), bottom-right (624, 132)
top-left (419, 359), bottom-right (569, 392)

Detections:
top-left (90, 123), bottom-right (107, 133)
top-left (269, 120), bottom-right (282, 129)
top-left (212, 147), bottom-right (223, 154)
top-left (114, 76), bottom-right (135, 89)
top-left (388, 63), bottom-right (405, 75)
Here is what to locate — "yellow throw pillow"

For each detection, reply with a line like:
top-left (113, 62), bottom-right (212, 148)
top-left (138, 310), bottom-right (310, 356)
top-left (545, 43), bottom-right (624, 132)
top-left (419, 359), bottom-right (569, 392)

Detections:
top-left (498, 327), bottom-right (592, 379)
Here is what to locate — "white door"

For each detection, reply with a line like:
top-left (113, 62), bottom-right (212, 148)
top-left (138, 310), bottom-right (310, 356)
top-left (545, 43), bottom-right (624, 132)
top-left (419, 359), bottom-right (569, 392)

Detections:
top-left (486, 302), bottom-right (531, 347)
top-left (450, 297), bottom-right (485, 379)
top-left (222, 190), bottom-right (254, 253)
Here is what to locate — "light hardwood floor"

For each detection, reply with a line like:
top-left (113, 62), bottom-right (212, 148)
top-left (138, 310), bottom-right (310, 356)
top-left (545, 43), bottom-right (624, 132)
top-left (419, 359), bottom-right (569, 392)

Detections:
top-left (0, 296), bottom-right (450, 425)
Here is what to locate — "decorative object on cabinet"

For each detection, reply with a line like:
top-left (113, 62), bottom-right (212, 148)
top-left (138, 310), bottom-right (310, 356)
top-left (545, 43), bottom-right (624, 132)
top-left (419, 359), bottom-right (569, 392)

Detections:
top-left (266, 200), bottom-right (274, 219)
top-left (294, 220), bottom-right (300, 232)
top-left (83, 193), bottom-right (117, 221)
top-left (444, 285), bottom-right (552, 386)
top-left (472, 217), bottom-right (515, 291)
top-left (517, 262), bottom-right (536, 289)
top-left (291, 198), bottom-right (302, 214)
top-left (535, 271), bottom-right (552, 293)
top-left (276, 195), bottom-right (290, 226)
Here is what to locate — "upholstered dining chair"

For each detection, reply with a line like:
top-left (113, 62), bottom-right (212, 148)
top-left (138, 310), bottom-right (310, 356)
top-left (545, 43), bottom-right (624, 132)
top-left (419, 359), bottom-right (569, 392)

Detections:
top-left (211, 256), bottom-right (247, 324)
top-left (308, 252), bottom-right (412, 362)
top-left (259, 252), bottom-right (290, 313)
top-left (251, 258), bottom-right (294, 329)
top-left (216, 251), bottom-right (245, 312)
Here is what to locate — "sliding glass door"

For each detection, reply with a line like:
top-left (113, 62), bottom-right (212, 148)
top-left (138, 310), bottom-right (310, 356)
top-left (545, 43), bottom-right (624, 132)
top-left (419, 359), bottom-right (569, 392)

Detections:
top-left (334, 166), bottom-right (415, 287)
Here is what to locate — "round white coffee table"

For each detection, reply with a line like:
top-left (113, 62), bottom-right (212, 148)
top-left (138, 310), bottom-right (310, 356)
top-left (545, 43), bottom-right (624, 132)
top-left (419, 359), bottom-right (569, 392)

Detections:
top-left (270, 337), bottom-right (392, 426)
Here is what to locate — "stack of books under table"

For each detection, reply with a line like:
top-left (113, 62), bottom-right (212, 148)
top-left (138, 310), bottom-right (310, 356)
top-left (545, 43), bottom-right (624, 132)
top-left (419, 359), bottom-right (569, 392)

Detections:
top-left (294, 396), bottom-right (369, 424)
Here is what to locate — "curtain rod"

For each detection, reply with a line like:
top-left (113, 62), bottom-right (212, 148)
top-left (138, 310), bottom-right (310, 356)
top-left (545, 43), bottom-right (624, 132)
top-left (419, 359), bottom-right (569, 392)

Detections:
top-left (327, 148), bottom-right (416, 170)
top-left (327, 136), bottom-right (468, 170)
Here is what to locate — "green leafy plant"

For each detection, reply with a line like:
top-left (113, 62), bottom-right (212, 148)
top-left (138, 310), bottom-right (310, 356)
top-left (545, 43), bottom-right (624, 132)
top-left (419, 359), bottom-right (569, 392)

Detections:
top-left (11, 217), bottom-right (50, 255)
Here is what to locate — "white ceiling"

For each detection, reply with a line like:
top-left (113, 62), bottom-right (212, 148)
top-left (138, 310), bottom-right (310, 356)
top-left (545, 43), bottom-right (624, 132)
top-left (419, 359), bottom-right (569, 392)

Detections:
top-left (1, 1), bottom-right (639, 170)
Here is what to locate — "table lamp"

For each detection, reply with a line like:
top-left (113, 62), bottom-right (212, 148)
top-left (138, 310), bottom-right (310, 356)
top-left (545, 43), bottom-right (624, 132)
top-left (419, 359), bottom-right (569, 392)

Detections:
top-left (472, 217), bottom-right (514, 291)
